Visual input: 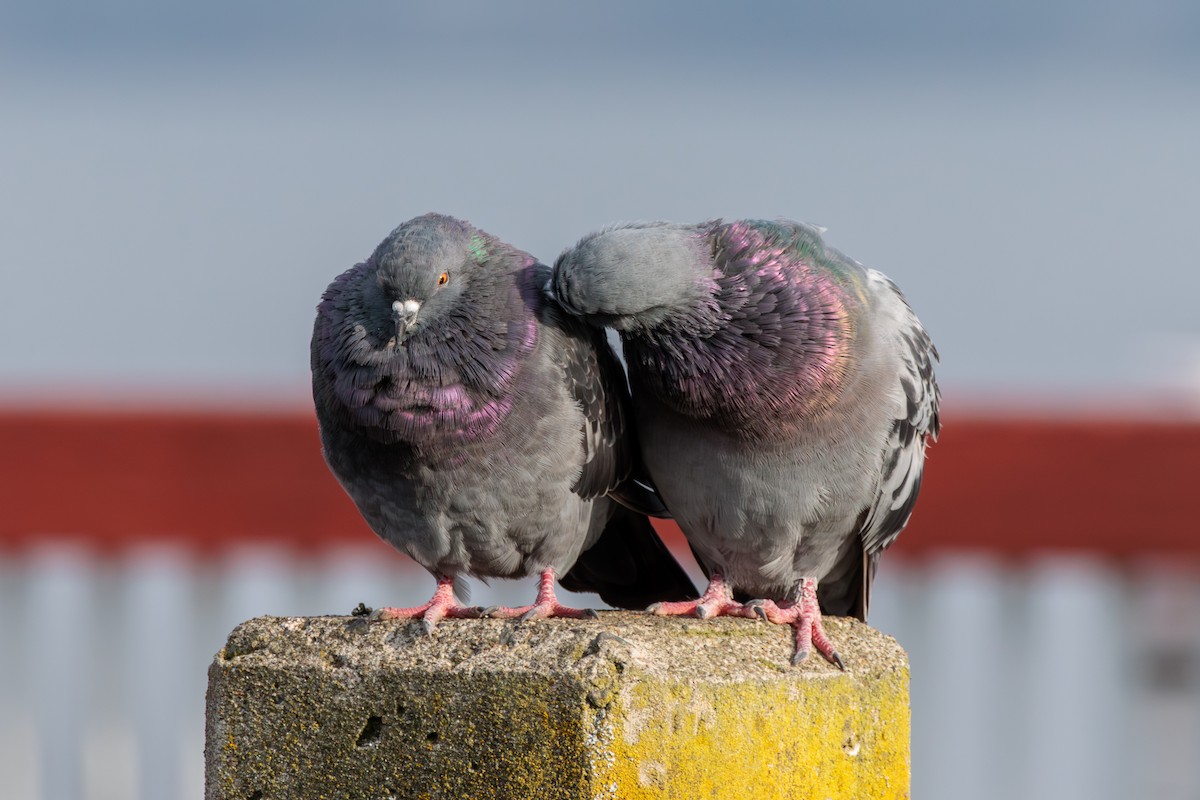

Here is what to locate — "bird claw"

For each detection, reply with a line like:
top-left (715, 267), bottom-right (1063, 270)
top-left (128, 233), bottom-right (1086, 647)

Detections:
top-left (648, 598), bottom-right (701, 615)
top-left (485, 602), bottom-right (598, 621)
top-left (368, 576), bottom-right (482, 629)
top-left (651, 573), bottom-right (745, 619)
top-left (367, 607), bottom-right (389, 622)
top-left (792, 644), bottom-right (845, 670)
top-left (484, 568), bottom-right (599, 621)
top-left (746, 580), bottom-right (847, 669)
top-left (520, 604), bottom-right (598, 622)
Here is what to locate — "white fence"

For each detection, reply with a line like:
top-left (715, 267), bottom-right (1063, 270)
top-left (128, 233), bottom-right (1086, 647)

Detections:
top-left (1, 547), bottom-right (1197, 800)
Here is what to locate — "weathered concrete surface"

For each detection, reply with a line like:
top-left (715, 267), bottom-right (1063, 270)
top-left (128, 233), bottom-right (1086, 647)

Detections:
top-left (206, 612), bottom-right (909, 800)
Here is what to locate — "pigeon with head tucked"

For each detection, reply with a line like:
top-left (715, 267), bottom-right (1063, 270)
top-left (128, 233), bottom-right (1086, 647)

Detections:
top-left (311, 213), bottom-right (696, 627)
top-left (551, 219), bottom-right (940, 666)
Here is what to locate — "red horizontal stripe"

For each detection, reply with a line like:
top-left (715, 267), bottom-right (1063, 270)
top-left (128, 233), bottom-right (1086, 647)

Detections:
top-left (0, 410), bottom-right (1196, 558)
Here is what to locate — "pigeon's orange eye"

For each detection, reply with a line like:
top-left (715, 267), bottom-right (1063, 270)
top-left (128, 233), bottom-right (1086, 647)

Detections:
top-left (438, 272), bottom-right (449, 286)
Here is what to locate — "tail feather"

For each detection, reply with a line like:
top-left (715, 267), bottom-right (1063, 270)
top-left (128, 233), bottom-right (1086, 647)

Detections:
top-left (561, 504), bottom-right (698, 609)
top-left (608, 475), bottom-right (671, 519)
top-left (814, 544), bottom-right (873, 622)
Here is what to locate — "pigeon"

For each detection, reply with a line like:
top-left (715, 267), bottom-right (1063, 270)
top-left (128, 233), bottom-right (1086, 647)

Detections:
top-left (550, 219), bottom-right (940, 666)
top-left (311, 213), bottom-right (697, 628)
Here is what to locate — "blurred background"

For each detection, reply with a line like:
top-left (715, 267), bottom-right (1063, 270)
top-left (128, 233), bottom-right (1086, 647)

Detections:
top-left (1, 2), bottom-right (1198, 798)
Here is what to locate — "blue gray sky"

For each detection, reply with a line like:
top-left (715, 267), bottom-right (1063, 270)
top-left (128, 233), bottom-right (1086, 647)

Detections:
top-left (2, 2), bottom-right (1199, 410)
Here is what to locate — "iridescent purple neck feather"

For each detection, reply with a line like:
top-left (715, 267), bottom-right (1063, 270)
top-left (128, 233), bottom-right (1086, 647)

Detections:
top-left (623, 220), bottom-right (866, 439)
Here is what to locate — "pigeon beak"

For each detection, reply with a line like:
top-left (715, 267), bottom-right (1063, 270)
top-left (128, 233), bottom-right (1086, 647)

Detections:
top-left (391, 299), bottom-right (422, 343)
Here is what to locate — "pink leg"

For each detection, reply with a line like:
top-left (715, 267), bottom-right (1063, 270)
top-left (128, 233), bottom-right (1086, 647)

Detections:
top-left (648, 572), bottom-right (747, 619)
top-left (484, 568), bottom-right (599, 621)
top-left (370, 574), bottom-right (481, 632)
top-left (748, 578), bottom-right (844, 669)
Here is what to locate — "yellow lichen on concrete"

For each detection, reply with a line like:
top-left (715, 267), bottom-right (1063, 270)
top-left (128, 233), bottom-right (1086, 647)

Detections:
top-left (597, 665), bottom-right (910, 799)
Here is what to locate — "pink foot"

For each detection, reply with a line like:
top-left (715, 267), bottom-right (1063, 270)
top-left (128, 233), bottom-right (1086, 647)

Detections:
top-left (748, 578), bottom-right (844, 669)
top-left (370, 575), bottom-right (481, 632)
top-left (648, 573), bottom-right (747, 619)
top-left (484, 568), bottom-right (599, 621)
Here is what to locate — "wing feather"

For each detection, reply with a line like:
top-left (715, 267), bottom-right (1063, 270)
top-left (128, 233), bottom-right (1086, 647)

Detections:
top-left (859, 272), bottom-right (941, 559)
top-left (536, 265), bottom-right (631, 500)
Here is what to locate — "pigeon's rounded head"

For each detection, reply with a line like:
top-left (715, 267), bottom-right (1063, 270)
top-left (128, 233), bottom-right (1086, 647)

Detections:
top-left (370, 213), bottom-right (500, 344)
top-left (312, 213), bottom-right (539, 446)
top-left (551, 223), bottom-right (713, 332)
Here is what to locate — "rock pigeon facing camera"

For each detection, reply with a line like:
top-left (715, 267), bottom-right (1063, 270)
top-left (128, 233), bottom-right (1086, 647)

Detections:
top-left (551, 219), bottom-right (940, 666)
top-left (311, 213), bottom-right (696, 627)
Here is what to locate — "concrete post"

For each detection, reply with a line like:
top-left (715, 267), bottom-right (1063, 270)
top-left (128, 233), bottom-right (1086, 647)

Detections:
top-left (206, 613), bottom-right (909, 799)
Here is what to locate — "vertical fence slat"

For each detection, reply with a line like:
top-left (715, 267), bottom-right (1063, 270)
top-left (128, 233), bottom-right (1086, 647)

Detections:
top-left (0, 558), bottom-right (37, 800)
top-left (911, 555), bottom-right (1015, 800)
top-left (1019, 558), bottom-right (1127, 800)
top-left (1130, 564), bottom-right (1200, 800)
top-left (124, 546), bottom-right (193, 800)
top-left (26, 547), bottom-right (93, 800)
